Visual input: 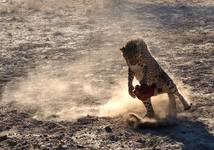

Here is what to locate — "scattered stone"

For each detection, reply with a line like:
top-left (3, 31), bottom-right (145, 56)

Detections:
top-left (47, 122), bottom-right (58, 129)
top-left (41, 143), bottom-right (52, 149)
top-left (77, 145), bottom-right (85, 148)
top-left (77, 118), bottom-right (90, 125)
top-left (0, 135), bottom-right (8, 142)
top-left (5, 126), bottom-right (11, 130)
top-left (104, 126), bottom-right (112, 133)
top-left (54, 133), bottom-right (65, 140)
top-left (136, 138), bottom-right (145, 144)
top-left (109, 134), bottom-right (118, 142)
top-left (20, 112), bottom-right (30, 118)
top-left (6, 139), bottom-right (17, 147)
top-left (55, 144), bottom-right (67, 150)
top-left (53, 31), bottom-right (64, 37)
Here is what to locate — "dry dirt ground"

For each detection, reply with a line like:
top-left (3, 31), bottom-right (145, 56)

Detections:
top-left (0, 0), bottom-right (214, 149)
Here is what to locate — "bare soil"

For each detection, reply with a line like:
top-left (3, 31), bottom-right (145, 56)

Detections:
top-left (0, 0), bottom-right (213, 149)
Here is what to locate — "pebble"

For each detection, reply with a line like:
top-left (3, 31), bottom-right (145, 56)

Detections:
top-left (54, 144), bottom-right (67, 150)
top-left (109, 134), bottom-right (118, 142)
top-left (104, 126), bottom-right (112, 133)
top-left (6, 139), bottom-right (17, 147)
top-left (0, 135), bottom-right (8, 142)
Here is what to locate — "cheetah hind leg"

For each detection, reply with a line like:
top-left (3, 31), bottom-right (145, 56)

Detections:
top-left (167, 93), bottom-right (177, 120)
top-left (174, 90), bottom-right (192, 110)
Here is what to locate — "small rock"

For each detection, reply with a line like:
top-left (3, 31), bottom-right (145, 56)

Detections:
top-left (47, 122), bottom-right (58, 129)
top-left (77, 118), bottom-right (90, 125)
top-left (179, 5), bottom-right (188, 10)
top-left (53, 31), bottom-right (64, 37)
top-left (104, 126), bottom-right (112, 133)
top-left (10, 110), bottom-right (17, 114)
top-left (41, 144), bottom-right (49, 150)
top-left (0, 135), bottom-right (8, 142)
top-left (5, 126), bottom-right (11, 130)
top-left (77, 145), bottom-right (85, 148)
top-left (109, 134), bottom-right (118, 142)
top-left (55, 144), bottom-right (67, 150)
top-left (6, 139), bottom-right (17, 147)
top-left (136, 138), bottom-right (145, 144)
top-left (54, 133), bottom-right (64, 140)
top-left (20, 112), bottom-right (30, 118)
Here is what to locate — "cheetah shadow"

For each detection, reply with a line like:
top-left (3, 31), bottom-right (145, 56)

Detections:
top-left (135, 118), bottom-right (214, 150)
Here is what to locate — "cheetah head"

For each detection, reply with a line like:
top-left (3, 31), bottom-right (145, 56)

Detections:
top-left (120, 40), bottom-right (140, 65)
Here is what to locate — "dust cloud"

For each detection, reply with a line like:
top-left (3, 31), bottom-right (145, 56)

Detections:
top-left (1, 58), bottom-right (105, 121)
top-left (2, 60), bottom-right (191, 121)
top-left (1, 61), bottom-right (144, 121)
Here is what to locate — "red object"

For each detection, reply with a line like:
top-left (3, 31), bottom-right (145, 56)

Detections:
top-left (133, 84), bottom-right (156, 101)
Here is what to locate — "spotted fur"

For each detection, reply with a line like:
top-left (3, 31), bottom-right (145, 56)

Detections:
top-left (120, 38), bottom-right (192, 121)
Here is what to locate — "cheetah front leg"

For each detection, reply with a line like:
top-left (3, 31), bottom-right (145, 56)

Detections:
top-left (142, 98), bottom-right (155, 118)
top-left (139, 65), bottom-right (156, 118)
top-left (168, 84), bottom-right (192, 110)
top-left (128, 68), bottom-right (136, 98)
top-left (128, 68), bottom-right (155, 118)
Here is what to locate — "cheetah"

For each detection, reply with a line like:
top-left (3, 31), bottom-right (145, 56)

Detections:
top-left (120, 38), bottom-right (192, 122)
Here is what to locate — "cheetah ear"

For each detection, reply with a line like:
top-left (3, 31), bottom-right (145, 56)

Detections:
top-left (120, 47), bottom-right (125, 52)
